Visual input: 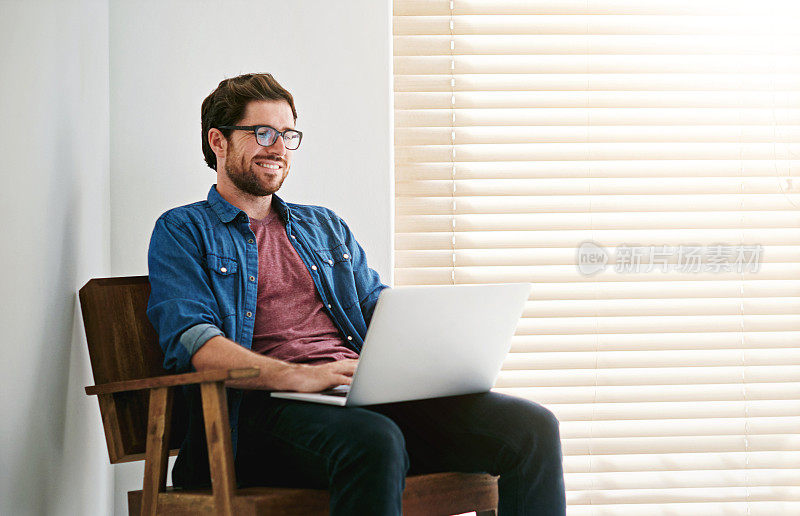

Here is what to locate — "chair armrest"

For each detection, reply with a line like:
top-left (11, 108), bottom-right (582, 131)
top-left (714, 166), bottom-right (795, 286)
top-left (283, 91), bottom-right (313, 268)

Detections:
top-left (85, 368), bottom-right (260, 395)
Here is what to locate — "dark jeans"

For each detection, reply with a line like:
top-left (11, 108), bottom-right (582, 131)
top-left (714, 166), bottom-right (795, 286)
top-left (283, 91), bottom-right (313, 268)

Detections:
top-left (235, 390), bottom-right (566, 515)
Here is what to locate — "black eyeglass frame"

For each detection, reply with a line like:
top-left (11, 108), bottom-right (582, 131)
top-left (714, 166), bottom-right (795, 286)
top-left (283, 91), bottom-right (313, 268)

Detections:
top-left (217, 125), bottom-right (303, 150)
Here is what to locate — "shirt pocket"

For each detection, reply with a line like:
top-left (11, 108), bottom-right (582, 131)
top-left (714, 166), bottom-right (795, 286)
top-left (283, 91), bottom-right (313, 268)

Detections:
top-left (204, 253), bottom-right (239, 317)
top-left (315, 244), bottom-right (360, 310)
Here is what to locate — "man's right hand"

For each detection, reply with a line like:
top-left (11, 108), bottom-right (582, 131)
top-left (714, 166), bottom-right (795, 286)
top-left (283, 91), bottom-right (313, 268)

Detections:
top-left (275, 359), bottom-right (359, 392)
top-left (192, 335), bottom-right (358, 391)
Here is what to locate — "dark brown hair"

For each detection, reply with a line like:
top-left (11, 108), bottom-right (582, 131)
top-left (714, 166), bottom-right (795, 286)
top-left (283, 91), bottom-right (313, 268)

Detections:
top-left (201, 73), bottom-right (297, 170)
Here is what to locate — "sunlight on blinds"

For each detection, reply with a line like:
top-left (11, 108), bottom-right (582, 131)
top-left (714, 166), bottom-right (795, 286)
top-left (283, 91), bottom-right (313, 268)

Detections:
top-left (393, 1), bottom-right (800, 513)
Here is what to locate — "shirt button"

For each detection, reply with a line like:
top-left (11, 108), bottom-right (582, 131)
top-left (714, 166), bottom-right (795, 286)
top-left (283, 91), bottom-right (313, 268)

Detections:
top-left (248, 238), bottom-right (254, 244)
top-left (220, 267), bottom-right (227, 273)
top-left (347, 335), bottom-right (353, 341)
top-left (291, 235), bottom-right (296, 239)
top-left (327, 304), bottom-right (332, 309)
top-left (343, 253), bottom-right (350, 259)
top-left (311, 265), bottom-right (317, 271)
top-left (246, 311), bottom-right (253, 317)
top-left (249, 276), bottom-right (255, 282)
top-left (328, 259), bottom-right (334, 265)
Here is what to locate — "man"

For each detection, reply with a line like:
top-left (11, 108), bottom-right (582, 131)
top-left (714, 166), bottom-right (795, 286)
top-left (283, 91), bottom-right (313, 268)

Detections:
top-left (147, 73), bottom-right (565, 515)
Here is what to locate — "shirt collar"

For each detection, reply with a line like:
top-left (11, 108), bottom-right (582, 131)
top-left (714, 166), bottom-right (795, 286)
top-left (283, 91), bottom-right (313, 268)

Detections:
top-left (207, 184), bottom-right (292, 224)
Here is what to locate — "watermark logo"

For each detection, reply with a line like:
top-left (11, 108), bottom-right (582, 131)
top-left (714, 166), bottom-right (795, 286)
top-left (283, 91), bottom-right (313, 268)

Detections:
top-left (576, 240), bottom-right (610, 276)
top-left (576, 240), bottom-right (763, 276)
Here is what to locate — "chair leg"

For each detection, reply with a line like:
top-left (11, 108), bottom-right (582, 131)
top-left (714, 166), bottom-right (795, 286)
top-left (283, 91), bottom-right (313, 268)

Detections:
top-left (201, 381), bottom-right (236, 516)
top-left (141, 387), bottom-right (173, 516)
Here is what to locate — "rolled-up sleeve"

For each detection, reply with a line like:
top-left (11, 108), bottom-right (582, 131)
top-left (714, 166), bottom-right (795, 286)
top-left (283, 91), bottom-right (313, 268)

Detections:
top-left (146, 215), bottom-right (225, 372)
top-left (180, 323), bottom-right (225, 357)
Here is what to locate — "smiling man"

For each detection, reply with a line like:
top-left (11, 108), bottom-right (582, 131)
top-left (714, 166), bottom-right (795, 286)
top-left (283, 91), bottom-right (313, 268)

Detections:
top-left (146, 73), bottom-right (565, 515)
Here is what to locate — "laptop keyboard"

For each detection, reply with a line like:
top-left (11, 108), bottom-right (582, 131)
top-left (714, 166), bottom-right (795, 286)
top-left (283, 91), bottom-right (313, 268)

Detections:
top-left (321, 385), bottom-right (350, 397)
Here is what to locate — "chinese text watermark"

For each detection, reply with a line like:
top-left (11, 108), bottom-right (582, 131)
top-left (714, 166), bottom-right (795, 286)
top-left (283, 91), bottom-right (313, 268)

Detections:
top-left (576, 241), bottom-right (763, 276)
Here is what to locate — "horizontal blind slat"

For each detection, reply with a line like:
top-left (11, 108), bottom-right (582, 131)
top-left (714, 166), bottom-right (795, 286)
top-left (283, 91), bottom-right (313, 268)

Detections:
top-left (559, 434), bottom-right (800, 455)
top-left (393, 0), bottom-right (796, 16)
top-left (394, 35), bottom-right (800, 56)
top-left (565, 501), bottom-right (800, 516)
top-left (557, 416), bottom-right (800, 438)
top-left (395, 73), bottom-right (800, 92)
top-left (394, 55), bottom-right (800, 74)
top-left (396, 142), bottom-right (800, 162)
top-left (395, 108), bottom-right (800, 127)
top-left (494, 366), bottom-right (800, 388)
top-left (394, 232), bottom-right (800, 248)
top-left (564, 468), bottom-right (800, 491)
top-left (499, 382), bottom-right (800, 404)
top-left (396, 177), bottom-right (796, 196)
top-left (561, 450), bottom-right (800, 473)
top-left (502, 350), bottom-right (800, 370)
top-left (396, 194), bottom-right (800, 214)
top-left (395, 15), bottom-right (800, 36)
top-left (395, 160), bottom-right (796, 180)
top-left (396, 246), bottom-right (800, 267)
top-left (509, 331), bottom-right (800, 352)
top-left (395, 211), bottom-right (800, 232)
top-left (395, 124), bottom-right (800, 144)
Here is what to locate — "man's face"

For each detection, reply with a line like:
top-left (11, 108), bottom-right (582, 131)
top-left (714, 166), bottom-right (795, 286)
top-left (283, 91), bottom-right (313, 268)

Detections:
top-left (223, 99), bottom-right (295, 197)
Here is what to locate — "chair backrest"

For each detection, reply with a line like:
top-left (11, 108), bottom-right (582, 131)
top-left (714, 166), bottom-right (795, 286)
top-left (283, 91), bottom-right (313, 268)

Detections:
top-left (79, 276), bottom-right (185, 463)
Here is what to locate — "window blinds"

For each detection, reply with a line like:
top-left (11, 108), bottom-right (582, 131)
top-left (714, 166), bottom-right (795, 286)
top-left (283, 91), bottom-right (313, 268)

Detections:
top-left (393, 1), bottom-right (800, 513)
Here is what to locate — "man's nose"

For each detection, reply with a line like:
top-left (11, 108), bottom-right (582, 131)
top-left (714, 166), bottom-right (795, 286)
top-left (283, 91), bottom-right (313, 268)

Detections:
top-left (266, 134), bottom-right (287, 154)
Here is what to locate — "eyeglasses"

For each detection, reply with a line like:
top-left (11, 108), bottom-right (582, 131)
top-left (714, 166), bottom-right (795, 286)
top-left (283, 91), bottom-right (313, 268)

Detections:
top-left (218, 125), bottom-right (303, 150)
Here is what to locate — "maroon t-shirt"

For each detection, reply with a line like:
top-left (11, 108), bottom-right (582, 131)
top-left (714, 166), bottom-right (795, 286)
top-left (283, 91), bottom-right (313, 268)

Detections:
top-left (249, 208), bottom-right (359, 365)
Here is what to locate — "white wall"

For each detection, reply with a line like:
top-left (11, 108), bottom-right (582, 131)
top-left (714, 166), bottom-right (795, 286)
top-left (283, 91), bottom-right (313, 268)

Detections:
top-left (0, 1), bottom-right (391, 513)
top-left (109, 0), bottom-right (394, 281)
top-left (0, 0), bottom-right (113, 515)
top-left (108, 1), bottom-right (392, 514)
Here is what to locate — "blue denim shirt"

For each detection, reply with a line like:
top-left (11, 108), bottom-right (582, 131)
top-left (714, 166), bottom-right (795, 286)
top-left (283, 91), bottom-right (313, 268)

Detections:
top-left (146, 185), bottom-right (389, 486)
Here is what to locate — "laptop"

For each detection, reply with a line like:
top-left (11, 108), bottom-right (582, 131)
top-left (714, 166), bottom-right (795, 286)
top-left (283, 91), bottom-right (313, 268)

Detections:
top-left (270, 283), bottom-right (531, 406)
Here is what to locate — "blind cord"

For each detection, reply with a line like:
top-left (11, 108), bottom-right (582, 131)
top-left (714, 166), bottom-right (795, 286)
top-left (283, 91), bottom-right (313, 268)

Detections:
top-left (449, 0), bottom-right (456, 286)
top-left (586, 3), bottom-right (599, 512)
top-left (737, 74), bottom-right (752, 516)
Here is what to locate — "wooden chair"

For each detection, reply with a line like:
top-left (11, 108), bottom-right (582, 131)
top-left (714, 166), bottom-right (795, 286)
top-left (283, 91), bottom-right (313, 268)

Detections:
top-left (80, 276), bottom-right (499, 515)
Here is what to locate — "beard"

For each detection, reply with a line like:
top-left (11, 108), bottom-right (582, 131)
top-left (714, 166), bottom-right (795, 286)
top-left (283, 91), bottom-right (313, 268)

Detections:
top-left (224, 151), bottom-right (288, 197)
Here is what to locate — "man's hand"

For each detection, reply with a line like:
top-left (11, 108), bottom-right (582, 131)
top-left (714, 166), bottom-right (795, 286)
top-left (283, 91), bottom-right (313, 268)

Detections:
top-left (192, 335), bottom-right (359, 391)
top-left (275, 359), bottom-right (359, 392)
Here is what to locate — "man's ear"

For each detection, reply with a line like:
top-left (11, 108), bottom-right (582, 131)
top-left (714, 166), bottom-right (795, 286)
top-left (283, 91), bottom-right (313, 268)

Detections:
top-left (208, 128), bottom-right (227, 161)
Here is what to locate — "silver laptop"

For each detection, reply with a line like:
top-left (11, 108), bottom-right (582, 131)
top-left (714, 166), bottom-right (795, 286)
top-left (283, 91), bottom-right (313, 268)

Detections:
top-left (270, 283), bottom-right (531, 406)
